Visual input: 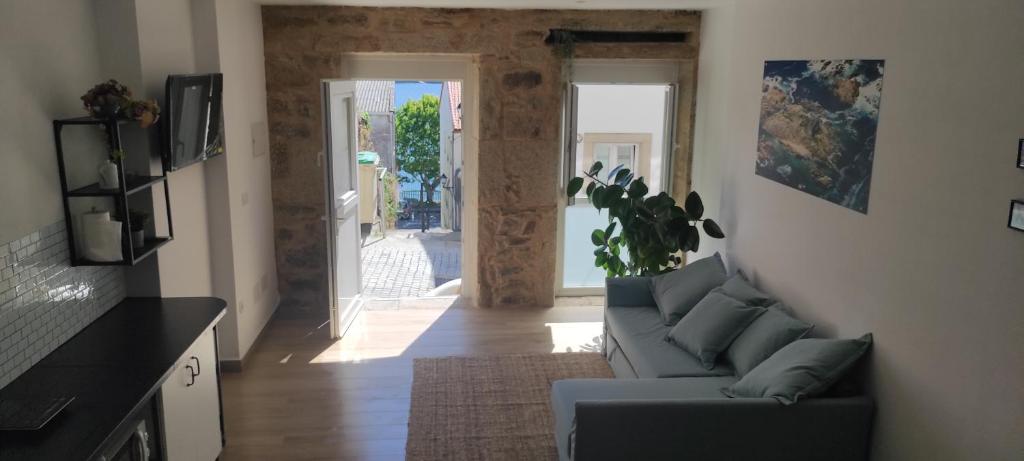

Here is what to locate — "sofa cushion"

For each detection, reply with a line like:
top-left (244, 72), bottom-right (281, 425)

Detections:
top-left (605, 306), bottom-right (734, 378)
top-left (722, 334), bottom-right (873, 405)
top-left (716, 274), bottom-right (775, 306)
top-left (649, 253), bottom-right (728, 325)
top-left (666, 292), bottom-right (766, 369)
top-left (551, 377), bottom-right (739, 460)
top-left (725, 304), bottom-right (814, 377)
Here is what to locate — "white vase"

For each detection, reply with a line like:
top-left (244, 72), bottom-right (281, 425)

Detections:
top-left (98, 160), bottom-right (119, 190)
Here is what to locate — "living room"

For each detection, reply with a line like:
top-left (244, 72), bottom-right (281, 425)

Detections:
top-left (0, 0), bottom-right (1021, 460)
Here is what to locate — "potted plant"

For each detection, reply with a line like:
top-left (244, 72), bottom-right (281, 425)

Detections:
top-left (127, 98), bottom-right (161, 128)
top-left (81, 79), bottom-right (161, 128)
top-left (128, 209), bottom-right (150, 249)
top-left (81, 79), bottom-right (132, 119)
top-left (566, 162), bottom-right (725, 277)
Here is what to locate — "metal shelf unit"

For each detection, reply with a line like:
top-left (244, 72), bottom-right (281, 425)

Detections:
top-left (53, 116), bottom-right (174, 266)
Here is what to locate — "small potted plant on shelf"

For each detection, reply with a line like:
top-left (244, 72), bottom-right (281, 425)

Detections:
top-left (127, 98), bottom-right (161, 128)
top-left (128, 209), bottom-right (151, 249)
top-left (80, 79), bottom-right (161, 128)
top-left (81, 79), bottom-right (132, 119)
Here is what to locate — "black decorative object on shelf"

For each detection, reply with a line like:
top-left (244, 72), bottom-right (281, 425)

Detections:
top-left (53, 116), bottom-right (174, 266)
top-left (1009, 200), bottom-right (1024, 233)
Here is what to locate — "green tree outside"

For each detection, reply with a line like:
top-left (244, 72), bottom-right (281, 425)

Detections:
top-left (395, 94), bottom-right (441, 203)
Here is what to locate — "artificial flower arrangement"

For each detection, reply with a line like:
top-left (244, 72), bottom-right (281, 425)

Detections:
top-left (81, 79), bottom-right (161, 128)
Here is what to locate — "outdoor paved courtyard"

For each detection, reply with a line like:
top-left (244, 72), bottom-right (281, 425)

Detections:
top-left (360, 228), bottom-right (461, 300)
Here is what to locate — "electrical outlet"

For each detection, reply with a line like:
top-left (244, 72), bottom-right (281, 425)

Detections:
top-left (238, 300), bottom-right (246, 314)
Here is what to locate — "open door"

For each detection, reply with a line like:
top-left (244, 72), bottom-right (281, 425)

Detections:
top-left (323, 80), bottom-right (363, 339)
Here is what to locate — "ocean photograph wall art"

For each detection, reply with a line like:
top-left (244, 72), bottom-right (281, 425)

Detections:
top-left (755, 59), bottom-right (885, 213)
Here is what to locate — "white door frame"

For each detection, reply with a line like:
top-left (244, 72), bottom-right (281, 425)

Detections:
top-left (334, 54), bottom-right (481, 307)
top-left (555, 59), bottom-right (682, 296)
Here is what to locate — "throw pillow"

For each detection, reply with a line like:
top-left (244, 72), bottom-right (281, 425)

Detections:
top-left (665, 291), bottom-right (766, 369)
top-left (725, 304), bottom-right (814, 376)
top-left (721, 334), bottom-right (873, 405)
top-left (649, 253), bottom-right (728, 325)
top-left (717, 274), bottom-right (775, 306)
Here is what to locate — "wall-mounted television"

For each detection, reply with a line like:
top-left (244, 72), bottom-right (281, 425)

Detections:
top-left (163, 73), bottom-right (224, 171)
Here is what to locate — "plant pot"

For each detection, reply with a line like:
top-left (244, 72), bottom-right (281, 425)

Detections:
top-left (98, 160), bottom-right (119, 190)
top-left (95, 102), bottom-right (122, 119)
top-left (132, 230), bottom-right (145, 249)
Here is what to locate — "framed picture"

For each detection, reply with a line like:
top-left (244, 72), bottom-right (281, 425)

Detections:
top-left (1018, 139), bottom-right (1024, 169)
top-left (1009, 200), bottom-right (1024, 232)
top-left (755, 59), bottom-right (885, 214)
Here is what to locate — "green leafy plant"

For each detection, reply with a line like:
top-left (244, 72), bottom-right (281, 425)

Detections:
top-left (566, 162), bottom-right (725, 277)
top-left (358, 111), bottom-right (374, 152)
top-left (380, 170), bottom-right (400, 228)
top-left (395, 94), bottom-right (441, 203)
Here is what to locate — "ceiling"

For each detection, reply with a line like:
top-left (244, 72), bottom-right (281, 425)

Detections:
top-left (258, 0), bottom-right (719, 10)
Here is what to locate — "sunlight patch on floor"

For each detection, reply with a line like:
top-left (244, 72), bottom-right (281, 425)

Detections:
top-left (308, 307), bottom-right (450, 364)
top-left (545, 321), bottom-right (604, 353)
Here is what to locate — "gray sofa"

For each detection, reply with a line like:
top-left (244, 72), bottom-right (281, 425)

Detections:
top-left (551, 276), bottom-right (874, 461)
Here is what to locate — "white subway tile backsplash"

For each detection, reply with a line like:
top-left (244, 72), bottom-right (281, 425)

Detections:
top-left (0, 220), bottom-right (126, 390)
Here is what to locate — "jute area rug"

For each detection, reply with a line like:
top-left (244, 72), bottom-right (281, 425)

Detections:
top-left (406, 353), bottom-right (614, 461)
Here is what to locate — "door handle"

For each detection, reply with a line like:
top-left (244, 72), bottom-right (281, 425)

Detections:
top-left (185, 364), bottom-right (197, 387)
top-left (190, 356), bottom-right (200, 376)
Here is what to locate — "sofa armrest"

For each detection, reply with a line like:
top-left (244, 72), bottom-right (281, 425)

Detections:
top-left (572, 397), bottom-right (873, 461)
top-left (605, 277), bottom-right (655, 307)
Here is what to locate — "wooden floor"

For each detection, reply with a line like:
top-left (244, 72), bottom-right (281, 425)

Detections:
top-left (220, 296), bottom-right (605, 460)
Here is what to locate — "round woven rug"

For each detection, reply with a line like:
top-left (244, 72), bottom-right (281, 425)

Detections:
top-left (406, 353), bottom-right (614, 461)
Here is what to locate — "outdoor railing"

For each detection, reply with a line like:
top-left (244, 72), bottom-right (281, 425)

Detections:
top-left (400, 189), bottom-right (441, 205)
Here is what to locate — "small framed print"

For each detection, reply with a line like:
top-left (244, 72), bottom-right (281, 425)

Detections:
top-left (1018, 139), bottom-right (1024, 169)
top-left (1009, 200), bottom-right (1024, 232)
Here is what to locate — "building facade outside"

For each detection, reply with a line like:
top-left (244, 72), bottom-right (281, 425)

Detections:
top-left (439, 81), bottom-right (463, 231)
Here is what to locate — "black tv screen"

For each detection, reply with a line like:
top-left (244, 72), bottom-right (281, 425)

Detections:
top-left (164, 73), bottom-right (224, 171)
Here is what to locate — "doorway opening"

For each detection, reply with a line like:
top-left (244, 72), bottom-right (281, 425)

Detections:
top-left (322, 55), bottom-right (478, 339)
top-left (354, 80), bottom-right (464, 300)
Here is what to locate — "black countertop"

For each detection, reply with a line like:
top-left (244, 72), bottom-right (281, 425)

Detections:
top-left (0, 297), bottom-right (226, 461)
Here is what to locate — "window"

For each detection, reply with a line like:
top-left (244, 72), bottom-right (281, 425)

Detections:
top-left (561, 82), bottom-right (675, 290)
top-left (594, 143), bottom-right (638, 173)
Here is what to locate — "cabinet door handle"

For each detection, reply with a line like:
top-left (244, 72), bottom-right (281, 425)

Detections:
top-left (185, 364), bottom-right (196, 387)
top-left (190, 355), bottom-right (201, 376)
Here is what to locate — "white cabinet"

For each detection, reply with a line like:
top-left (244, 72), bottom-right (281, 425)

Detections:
top-left (159, 328), bottom-right (222, 461)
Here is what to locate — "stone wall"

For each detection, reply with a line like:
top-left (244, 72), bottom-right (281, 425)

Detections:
top-left (262, 6), bottom-right (700, 312)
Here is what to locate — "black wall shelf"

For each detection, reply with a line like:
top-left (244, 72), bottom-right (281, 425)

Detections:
top-left (53, 116), bottom-right (174, 266)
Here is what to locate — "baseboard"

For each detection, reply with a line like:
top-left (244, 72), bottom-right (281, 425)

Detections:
top-left (220, 359), bottom-right (243, 373)
top-left (219, 295), bottom-right (281, 373)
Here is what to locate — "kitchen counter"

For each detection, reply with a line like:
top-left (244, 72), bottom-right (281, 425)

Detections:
top-left (0, 297), bottom-right (226, 460)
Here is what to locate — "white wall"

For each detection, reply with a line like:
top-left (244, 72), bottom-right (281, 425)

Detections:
top-left (212, 0), bottom-right (279, 360)
top-left (0, 0), bottom-right (105, 244)
top-left (693, 0), bottom-right (1024, 459)
top-left (134, 0), bottom-right (217, 299)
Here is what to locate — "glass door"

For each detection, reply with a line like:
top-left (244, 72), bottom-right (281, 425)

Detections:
top-left (560, 82), bottom-right (677, 292)
top-left (323, 80), bottom-right (363, 339)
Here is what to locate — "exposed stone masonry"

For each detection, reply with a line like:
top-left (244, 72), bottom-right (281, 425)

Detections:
top-left (262, 6), bottom-right (700, 312)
